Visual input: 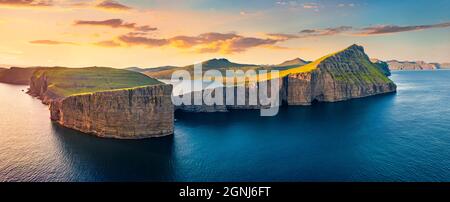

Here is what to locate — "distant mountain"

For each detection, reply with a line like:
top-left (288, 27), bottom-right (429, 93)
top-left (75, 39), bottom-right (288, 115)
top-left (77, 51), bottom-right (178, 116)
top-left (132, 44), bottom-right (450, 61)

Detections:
top-left (440, 63), bottom-right (450, 69)
top-left (144, 66), bottom-right (179, 72)
top-left (201, 58), bottom-right (254, 69)
top-left (125, 66), bottom-right (179, 73)
top-left (370, 59), bottom-right (450, 70)
top-left (277, 58), bottom-right (308, 67)
top-left (125, 67), bottom-right (145, 72)
top-left (387, 60), bottom-right (438, 70)
top-left (144, 58), bottom-right (259, 79)
top-left (142, 57), bottom-right (316, 79)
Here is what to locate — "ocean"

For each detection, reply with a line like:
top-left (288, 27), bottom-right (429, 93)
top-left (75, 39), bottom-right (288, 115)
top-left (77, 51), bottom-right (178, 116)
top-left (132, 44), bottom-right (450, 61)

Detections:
top-left (0, 70), bottom-right (449, 181)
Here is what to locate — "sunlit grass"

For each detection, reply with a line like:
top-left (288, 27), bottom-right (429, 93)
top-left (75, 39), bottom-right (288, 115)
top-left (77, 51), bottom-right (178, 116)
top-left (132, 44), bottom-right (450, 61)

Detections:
top-left (33, 67), bottom-right (162, 97)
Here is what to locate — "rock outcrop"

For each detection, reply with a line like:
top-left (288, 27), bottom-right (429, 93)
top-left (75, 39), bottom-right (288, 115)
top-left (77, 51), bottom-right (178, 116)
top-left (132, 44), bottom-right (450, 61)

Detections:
top-left (49, 85), bottom-right (174, 139)
top-left (372, 60), bottom-right (391, 76)
top-left (371, 59), bottom-right (450, 70)
top-left (175, 44), bottom-right (396, 112)
top-left (28, 71), bottom-right (61, 104)
top-left (28, 67), bottom-right (174, 139)
top-left (286, 45), bottom-right (396, 105)
top-left (175, 78), bottom-right (286, 112)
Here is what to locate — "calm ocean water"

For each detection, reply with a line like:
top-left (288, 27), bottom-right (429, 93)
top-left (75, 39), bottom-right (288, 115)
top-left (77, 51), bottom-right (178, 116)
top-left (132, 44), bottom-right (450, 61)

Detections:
top-left (0, 71), bottom-right (449, 182)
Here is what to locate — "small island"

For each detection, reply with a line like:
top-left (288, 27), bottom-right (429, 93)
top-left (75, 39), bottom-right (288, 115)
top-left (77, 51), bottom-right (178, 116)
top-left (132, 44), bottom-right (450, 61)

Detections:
top-left (27, 67), bottom-right (174, 139)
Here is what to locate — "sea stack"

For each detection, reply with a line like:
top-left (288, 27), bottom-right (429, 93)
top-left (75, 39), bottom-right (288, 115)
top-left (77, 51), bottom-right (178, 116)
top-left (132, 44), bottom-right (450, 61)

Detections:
top-left (28, 67), bottom-right (174, 139)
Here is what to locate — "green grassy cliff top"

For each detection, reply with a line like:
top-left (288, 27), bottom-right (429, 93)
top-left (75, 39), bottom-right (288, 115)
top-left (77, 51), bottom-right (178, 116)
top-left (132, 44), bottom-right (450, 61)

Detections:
top-left (33, 67), bottom-right (162, 97)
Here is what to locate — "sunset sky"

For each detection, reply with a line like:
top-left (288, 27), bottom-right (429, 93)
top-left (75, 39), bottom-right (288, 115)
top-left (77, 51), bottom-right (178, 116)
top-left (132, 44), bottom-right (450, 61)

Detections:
top-left (0, 0), bottom-right (449, 68)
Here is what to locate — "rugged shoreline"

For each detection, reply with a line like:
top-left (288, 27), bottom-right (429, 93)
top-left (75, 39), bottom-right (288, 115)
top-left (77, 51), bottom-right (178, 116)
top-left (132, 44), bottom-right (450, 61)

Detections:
top-left (27, 67), bottom-right (174, 139)
top-left (176, 45), bottom-right (397, 112)
top-left (3, 44), bottom-right (397, 139)
top-left (48, 85), bottom-right (174, 139)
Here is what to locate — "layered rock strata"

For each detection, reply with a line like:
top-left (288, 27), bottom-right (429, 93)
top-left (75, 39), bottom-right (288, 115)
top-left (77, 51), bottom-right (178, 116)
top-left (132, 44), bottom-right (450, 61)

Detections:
top-left (175, 44), bottom-right (396, 112)
top-left (48, 85), bottom-right (174, 139)
top-left (28, 68), bottom-right (174, 139)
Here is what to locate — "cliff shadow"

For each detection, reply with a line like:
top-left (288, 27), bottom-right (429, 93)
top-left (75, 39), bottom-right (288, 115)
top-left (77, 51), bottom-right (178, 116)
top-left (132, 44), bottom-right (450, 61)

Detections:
top-left (50, 123), bottom-right (176, 181)
top-left (174, 91), bottom-right (397, 129)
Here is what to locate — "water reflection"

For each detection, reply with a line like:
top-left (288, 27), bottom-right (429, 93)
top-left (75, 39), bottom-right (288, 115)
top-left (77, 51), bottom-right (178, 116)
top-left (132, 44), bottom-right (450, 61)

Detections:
top-left (50, 123), bottom-right (176, 181)
top-left (2, 71), bottom-right (450, 182)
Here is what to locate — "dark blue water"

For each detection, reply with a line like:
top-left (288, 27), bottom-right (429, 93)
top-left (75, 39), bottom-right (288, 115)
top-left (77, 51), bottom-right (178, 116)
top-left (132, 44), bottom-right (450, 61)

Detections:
top-left (0, 71), bottom-right (449, 182)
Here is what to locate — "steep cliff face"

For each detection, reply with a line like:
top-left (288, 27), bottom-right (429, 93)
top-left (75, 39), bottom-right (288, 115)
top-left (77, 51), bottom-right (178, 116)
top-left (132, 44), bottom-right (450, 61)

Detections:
top-left (175, 78), bottom-right (286, 112)
top-left (50, 85), bottom-right (174, 139)
top-left (175, 44), bottom-right (396, 111)
top-left (286, 44), bottom-right (396, 105)
top-left (28, 67), bottom-right (174, 139)
top-left (28, 71), bottom-right (61, 104)
top-left (372, 60), bottom-right (391, 76)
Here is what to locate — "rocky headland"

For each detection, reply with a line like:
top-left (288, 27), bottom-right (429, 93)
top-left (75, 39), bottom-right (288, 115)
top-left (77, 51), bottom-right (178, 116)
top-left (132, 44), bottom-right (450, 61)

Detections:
top-left (28, 67), bottom-right (174, 139)
top-left (285, 44), bottom-right (396, 105)
top-left (174, 44), bottom-right (396, 112)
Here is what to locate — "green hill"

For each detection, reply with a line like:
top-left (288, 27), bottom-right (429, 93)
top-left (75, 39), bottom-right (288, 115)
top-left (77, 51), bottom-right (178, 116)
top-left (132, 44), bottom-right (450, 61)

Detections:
top-left (31, 67), bottom-right (162, 97)
top-left (0, 67), bottom-right (41, 85)
top-left (142, 58), bottom-right (310, 79)
top-left (144, 58), bottom-right (260, 79)
top-left (277, 58), bottom-right (309, 67)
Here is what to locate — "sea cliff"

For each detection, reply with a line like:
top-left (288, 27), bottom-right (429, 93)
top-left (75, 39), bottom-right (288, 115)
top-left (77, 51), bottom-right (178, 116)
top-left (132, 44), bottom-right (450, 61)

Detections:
top-left (49, 86), bottom-right (174, 139)
top-left (28, 67), bottom-right (174, 139)
top-left (286, 44), bottom-right (396, 105)
top-left (175, 44), bottom-right (396, 112)
top-left (175, 79), bottom-right (286, 112)
top-left (18, 45), bottom-right (397, 138)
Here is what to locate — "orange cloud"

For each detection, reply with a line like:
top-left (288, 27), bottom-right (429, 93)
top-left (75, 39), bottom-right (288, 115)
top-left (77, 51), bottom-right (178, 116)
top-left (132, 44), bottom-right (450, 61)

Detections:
top-left (94, 40), bottom-right (121, 47)
top-left (266, 33), bottom-right (300, 40)
top-left (118, 35), bottom-right (168, 47)
top-left (169, 33), bottom-right (238, 48)
top-left (302, 3), bottom-right (319, 9)
top-left (0, 0), bottom-right (52, 8)
top-left (0, 0), bottom-right (134, 11)
top-left (355, 22), bottom-right (450, 35)
top-left (29, 40), bottom-right (77, 45)
top-left (299, 26), bottom-right (353, 37)
top-left (95, 32), bottom-right (290, 54)
top-left (74, 19), bottom-right (157, 32)
top-left (294, 22), bottom-right (450, 37)
top-left (95, 0), bottom-right (131, 11)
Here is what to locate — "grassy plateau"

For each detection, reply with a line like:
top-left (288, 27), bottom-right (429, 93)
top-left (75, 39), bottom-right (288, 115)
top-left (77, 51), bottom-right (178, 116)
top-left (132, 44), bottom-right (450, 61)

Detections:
top-left (33, 67), bottom-right (162, 97)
